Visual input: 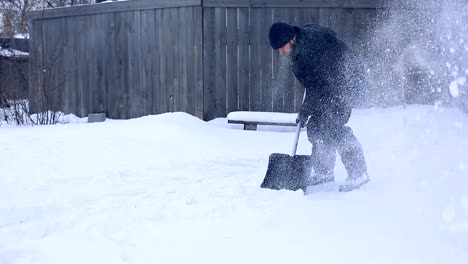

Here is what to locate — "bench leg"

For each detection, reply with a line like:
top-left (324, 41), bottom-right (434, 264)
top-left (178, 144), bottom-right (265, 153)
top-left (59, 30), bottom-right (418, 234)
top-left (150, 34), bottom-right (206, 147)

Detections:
top-left (244, 124), bottom-right (257, 130)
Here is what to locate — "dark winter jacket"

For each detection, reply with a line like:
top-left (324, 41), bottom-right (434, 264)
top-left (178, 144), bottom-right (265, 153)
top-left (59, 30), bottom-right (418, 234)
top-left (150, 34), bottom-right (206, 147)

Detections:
top-left (290, 24), bottom-right (365, 129)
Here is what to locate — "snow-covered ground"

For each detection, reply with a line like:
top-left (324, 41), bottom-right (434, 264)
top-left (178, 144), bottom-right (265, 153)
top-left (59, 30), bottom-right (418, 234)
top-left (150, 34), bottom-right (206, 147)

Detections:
top-left (1, 105), bottom-right (467, 264)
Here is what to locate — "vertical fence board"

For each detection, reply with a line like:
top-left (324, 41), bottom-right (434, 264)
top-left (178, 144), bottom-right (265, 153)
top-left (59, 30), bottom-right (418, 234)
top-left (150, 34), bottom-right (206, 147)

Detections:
top-left (178, 7), bottom-right (189, 113)
top-left (272, 8), bottom-right (296, 112)
top-left (306, 8), bottom-right (319, 24)
top-left (193, 6), bottom-right (204, 118)
top-left (162, 8), bottom-right (172, 113)
top-left (113, 12), bottom-right (129, 118)
top-left (319, 7), bottom-right (331, 27)
top-left (293, 8), bottom-right (305, 111)
top-left (76, 15), bottom-right (87, 116)
top-left (104, 13), bottom-right (116, 118)
top-left (128, 10), bottom-right (143, 118)
top-left (161, 9), bottom-right (171, 113)
top-left (140, 9), bottom-right (155, 116)
top-left (170, 8), bottom-right (179, 112)
top-left (260, 8), bottom-right (273, 112)
top-left (41, 19), bottom-right (51, 112)
top-left (329, 8), bottom-right (343, 37)
top-left (353, 9), bottom-right (370, 54)
top-left (68, 17), bottom-right (79, 115)
top-left (203, 7), bottom-right (216, 119)
top-left (342, 8), bottom-right (355, 47)
top-left (249, 8), bottom-right (263, 111)
top-left (61, 18), bottom-right (70, 114)
top-left (214, 7), bottom-right (227, 117)
top-left (84, 15), bottom-right (92, 116)
top-left (47, 17), bottom-right (67, 113)
top-left (226, 7), bottom-right (239, 113)
top-left (40, 19), bottom-right (49, 111)
top-left (88, 14), bottom-right (99, 114)
top-left (181, 8), bottom-right (197, 116)
top-left (155, 8), bottom-right (167, 114)
top-left (271, 8), bottom-right (282, 112)
top-left (238, 7), bottom-right (250, 111)
top-left (94, 14), bottom-right (106, 113)
top-left (283, 8), bottom-right (296, 112)
top-left (179, 7), bottom-right (188, 113)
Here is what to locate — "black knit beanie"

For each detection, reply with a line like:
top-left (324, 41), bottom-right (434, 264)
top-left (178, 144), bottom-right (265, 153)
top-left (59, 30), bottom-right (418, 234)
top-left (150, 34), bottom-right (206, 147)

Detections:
top-left (269, 21), bottom-right (296, 50)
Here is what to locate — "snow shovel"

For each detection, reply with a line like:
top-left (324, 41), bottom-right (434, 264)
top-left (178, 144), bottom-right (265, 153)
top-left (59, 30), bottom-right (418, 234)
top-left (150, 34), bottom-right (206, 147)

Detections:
top-left (260, 122), bottom-right (313, 192)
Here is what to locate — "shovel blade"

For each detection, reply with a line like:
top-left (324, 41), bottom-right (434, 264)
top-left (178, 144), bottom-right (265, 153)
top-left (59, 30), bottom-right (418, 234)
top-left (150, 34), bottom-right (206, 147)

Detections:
top-left (260, 153), bottom-right (313, 192)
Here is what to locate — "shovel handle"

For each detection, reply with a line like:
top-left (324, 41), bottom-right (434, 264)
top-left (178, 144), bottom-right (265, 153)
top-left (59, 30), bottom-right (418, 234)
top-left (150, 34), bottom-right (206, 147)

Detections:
top-left (291, 90), bottom-right (307, 156)
top-left (291, 123), bottom-right (302, 156)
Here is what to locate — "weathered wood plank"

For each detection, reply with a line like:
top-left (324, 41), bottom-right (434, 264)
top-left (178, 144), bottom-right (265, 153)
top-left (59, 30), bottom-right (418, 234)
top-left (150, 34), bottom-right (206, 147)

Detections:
top-left (283, 8), bottom-right (296, 113)
top-left (29, 20), bottom-right (41, 113)
top-left (329, 8), bottom-right (343, 37)
top-left (293, 8), bottom-right (305, 112)
top-left (128, 10), bottom-right (143, 118)
top-left (42, 18), bottom-right (51, 111)
top-left (203, 7), bottom-right (216, 120)
top-left (164, 8), bottom-right (179, 112)
top-left (113, 11), bottom-right (129, 119)
top-left (342, 8), bottom-right (355, 47)
top-left (60, 17), bottom-right (70, 114)
top-left (76, 15), bottom-right (87, 116)
top-left (29, 0), bottom-right (202, 20)
top-left (260, 8), bottom-right (273, 112)
top-left (214, 7), bottom-right (227, 117)
top-left (140, 9), bottom-right (155, 116)
top-left (193, 6), bottom-right (204, 119)
top-left (154, 8), bottom-right (166, 114)
top-left (103, 13), bottom-right (116, 118)
top-left (352, 8), bottom-right (372, 54)
top-left (272, 8), bottom-right (284, 112)
top-left (67, 16), bottom-right (78, 115)
top-left (41, 17), bottom-right (66, 114)
top-left (305, 8), bottom-right (320, 24)
top-left (319, 7), bottom-right (331, 27)
top-left (93, 14), bottom-right (106, 114)
top-left (238, 7), bottom-right (250, 111)
top-left (295, 6), bottom-right (308, 25)
top-left (226, 7), bottom-right (239, 113)
top-left (87, 14), bottom-right (99, 114)
top-left (84, 15), bottom-right (93, 116)
top-left (249, 8), bottom-right (263, 111)
top-left (271, 7), bottom-right (287, 112)
top-left (183, 7), bottom-right (195, 115)
top-left (178, 7), bottom-right (189, 114)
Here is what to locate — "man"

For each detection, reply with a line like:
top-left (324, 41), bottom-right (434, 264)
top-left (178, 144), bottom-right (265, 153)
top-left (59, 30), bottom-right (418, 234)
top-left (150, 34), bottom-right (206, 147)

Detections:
top-left (268, 21), bottom-right (369, 191)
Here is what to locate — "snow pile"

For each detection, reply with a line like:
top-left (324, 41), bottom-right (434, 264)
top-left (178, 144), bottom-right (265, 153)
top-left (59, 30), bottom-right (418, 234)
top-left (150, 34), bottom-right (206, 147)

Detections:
top-left (0, 105), bottom-right (467, 264)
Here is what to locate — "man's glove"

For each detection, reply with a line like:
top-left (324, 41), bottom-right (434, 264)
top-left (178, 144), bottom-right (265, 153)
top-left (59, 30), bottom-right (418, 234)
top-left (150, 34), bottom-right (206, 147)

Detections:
top-left (296, 111), bottom-right (309, 128)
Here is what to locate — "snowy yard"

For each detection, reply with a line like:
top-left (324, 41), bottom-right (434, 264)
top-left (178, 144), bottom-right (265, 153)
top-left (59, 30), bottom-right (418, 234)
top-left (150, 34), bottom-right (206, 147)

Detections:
top-left (1, 105), bottom-right (467, 264)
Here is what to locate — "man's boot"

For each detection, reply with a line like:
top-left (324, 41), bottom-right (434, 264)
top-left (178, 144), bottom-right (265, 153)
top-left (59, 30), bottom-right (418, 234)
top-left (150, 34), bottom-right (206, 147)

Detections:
top-left (338, 138), bottom-right (370, 192)
top-left (309, 139), bottom-right (336, 186)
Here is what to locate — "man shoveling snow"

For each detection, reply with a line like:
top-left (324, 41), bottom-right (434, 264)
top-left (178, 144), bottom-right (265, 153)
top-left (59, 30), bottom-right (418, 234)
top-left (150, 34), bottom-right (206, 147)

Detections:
top-left (268, 21), bottom-right (370, 192)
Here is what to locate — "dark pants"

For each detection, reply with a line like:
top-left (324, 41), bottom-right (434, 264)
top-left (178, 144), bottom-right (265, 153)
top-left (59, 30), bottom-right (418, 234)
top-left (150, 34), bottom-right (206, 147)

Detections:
top-left (306, 123), bottom-right (367, 180)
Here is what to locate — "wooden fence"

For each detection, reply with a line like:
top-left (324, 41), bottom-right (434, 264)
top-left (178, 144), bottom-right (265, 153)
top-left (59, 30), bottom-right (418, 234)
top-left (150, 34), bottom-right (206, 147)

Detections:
top-left (29, 0), bottom-right (387, 120)
top-left (29, 0), bottom-right (203, 119)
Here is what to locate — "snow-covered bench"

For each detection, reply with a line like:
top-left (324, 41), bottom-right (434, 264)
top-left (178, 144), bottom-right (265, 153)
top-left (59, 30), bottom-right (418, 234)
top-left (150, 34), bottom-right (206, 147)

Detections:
top-left (227, 111), bottom-right (298, 130)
